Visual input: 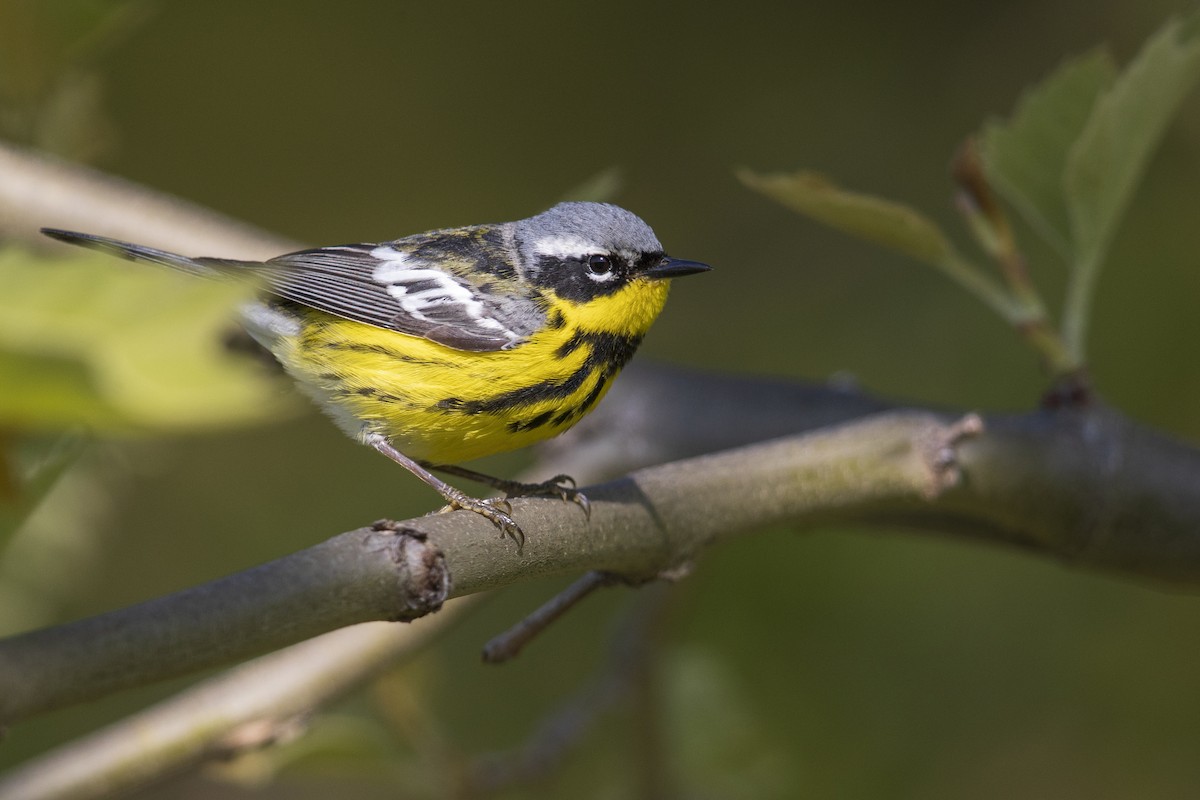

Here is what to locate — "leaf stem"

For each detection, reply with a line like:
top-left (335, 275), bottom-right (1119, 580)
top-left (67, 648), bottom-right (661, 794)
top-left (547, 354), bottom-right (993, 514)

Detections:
top-left (1061, 249), bottom-right (1100, 369)
top-left (935, 250), bottom-right (1075, 375)
top-left (934, 250), bottom-right (1023, 320)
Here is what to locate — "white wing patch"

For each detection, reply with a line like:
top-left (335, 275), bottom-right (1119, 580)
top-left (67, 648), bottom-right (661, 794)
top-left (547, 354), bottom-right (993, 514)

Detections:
top-left (370, 245), bottom-right (511, 336)
top-left (369, 245), bottom-right (417, 281)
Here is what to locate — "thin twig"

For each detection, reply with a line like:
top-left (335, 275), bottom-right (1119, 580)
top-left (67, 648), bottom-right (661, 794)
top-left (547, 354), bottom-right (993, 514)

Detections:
top-left (468, 584), bottom-right (674, 796)
top-left (482, 571), bottom-right (621, 663)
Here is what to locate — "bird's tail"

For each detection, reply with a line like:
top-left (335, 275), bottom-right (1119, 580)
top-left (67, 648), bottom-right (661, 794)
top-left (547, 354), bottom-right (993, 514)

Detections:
top-left (40, 228), bottom-right (239, 279)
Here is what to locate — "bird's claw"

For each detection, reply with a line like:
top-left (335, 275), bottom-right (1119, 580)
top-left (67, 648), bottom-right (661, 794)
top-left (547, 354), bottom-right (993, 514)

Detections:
top-left (438, 495), bottom-right (524, 547)
top-left (506, 474), bottom-right (590, 519)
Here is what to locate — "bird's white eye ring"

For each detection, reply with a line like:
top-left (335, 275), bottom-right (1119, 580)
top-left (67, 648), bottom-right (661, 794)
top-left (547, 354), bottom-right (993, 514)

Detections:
top-left (586, 254), bottom-right (614, 278)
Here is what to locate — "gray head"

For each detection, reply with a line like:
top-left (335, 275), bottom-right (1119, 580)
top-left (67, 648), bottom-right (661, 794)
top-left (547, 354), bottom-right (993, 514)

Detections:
top-left (512, 202), bottom-right (707, 302)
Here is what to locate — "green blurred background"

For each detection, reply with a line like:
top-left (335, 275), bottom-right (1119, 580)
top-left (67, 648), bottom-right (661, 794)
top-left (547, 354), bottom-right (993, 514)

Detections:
top-left (4, 1), bottom-right (1200, 797)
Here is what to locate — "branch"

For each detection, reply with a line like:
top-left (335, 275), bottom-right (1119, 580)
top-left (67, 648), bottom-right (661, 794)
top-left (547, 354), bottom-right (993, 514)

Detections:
top-left (3, 365), bottom-right (1200, 729)
top-left (0, 603), bottom-right (477, 800)
top-left (0, 140), bottom-right (296, 256)
top-left (546, 363), bottom-right (1200, 581)
top-left (0, 410), bottom-right (980, 724)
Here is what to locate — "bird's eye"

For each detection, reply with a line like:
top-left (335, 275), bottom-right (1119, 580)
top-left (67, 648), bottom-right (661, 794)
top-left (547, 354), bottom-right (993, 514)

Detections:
top-left (586, 254), bottom-right (613, 276)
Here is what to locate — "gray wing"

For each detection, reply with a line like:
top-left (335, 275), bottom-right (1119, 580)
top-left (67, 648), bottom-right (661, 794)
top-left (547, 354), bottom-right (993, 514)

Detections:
top-left (40, 227), bottom-right (537, 352)
top-left (247, 243), bottom-right (535, 352)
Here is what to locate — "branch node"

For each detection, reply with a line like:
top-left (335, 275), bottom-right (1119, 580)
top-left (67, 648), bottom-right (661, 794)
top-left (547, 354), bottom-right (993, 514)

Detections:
top-left (215, 713), bottom-right (310, 760)
top-left (365, 522), bottom-right (450, 621)
top-left (1041, 369), bottom-right (1093, 409)
top-left (917, 413), bottom-right (985, 498)
top-left (656, 560), bottom-right (695, 582)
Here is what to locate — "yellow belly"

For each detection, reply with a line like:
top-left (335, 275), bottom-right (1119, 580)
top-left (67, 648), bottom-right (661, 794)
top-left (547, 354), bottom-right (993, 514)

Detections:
top-left (273, 281), bottom-right (668, 464)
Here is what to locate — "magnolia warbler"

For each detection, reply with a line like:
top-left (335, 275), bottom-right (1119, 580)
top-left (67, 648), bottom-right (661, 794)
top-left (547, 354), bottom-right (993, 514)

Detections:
top-left (43, 202), bottom-right (709, 543)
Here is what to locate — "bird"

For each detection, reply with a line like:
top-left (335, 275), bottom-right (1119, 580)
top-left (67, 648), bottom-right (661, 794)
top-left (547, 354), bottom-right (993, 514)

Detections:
top-left (42, 202), bottom-right (710, 544)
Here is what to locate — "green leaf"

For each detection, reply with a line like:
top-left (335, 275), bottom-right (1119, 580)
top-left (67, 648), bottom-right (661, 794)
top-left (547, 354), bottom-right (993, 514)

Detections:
top-left (1061, 10), bottom-right (1200, 361)
top-left (0, 248), bottom-right (291, 434)
top-left (738, 168), bottom-right (953, 264)
top-left (981, 49), bottom-right (1117, 255)
top-left (739, 167), bottom-right (1027, 324)
top-left (1065, 11), bottom-right (1200, 269)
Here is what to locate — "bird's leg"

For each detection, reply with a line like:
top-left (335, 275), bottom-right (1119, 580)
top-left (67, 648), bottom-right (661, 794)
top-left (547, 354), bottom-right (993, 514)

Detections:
top-left (422, 462), bottom-right (591, 519)
top-left (365, 433), bottom-right (524, 547)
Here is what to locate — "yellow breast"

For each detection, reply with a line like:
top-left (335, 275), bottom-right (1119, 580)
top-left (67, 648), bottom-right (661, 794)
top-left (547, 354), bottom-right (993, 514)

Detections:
top-left (274, 278), bottom-right (670, 464)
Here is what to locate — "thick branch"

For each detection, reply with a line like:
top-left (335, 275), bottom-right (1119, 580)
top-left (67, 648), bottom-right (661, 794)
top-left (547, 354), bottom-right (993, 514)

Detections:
top-left (544, 364), bottom-right (1200, 581)
top-left (0, 523), bottom-right (449, 723)
top-left (3, 385), bottom-right (1200, 730)
top-left (0, 411), bottom-right (975, 724)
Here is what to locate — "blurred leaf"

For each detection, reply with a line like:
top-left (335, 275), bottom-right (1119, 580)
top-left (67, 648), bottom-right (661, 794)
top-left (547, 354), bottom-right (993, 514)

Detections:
top-left (1065, 11), bottom-right (1200, 269)
top-left (0, 436), bottom-right (111, 634)
top-left (33, 70), bottom-right (116, 162)
top-left (0, 0), bottom-right (146, 156)
top-left (667, 647), bottom-right (794, 799)
top-left (560, 166), bottom-right (623, 204)
top-left (981, 50), bottom-right (1117, 255)
top-left (0, 248), bottom-right (291, 433)
top-left (0, 0), bottom-right (144, 99)
top-left (0, 433), bottom-right (86, 527)
top-left (0, 431), bottom-right (16, 501)
top-left (738, 168), bottom-right (953, 264)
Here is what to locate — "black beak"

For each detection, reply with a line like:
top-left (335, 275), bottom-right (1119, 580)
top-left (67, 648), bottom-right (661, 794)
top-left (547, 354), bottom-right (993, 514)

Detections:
top-left (644, 256), bottom-right (712, 280)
